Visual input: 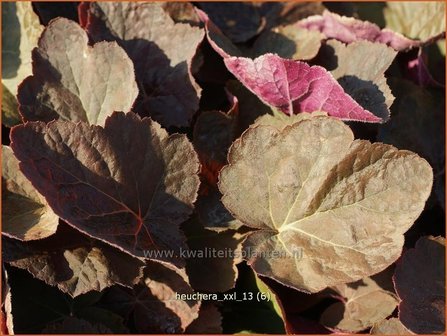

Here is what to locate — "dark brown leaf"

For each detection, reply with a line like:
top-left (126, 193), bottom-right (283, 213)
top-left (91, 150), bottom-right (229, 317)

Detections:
top-left (183, 216), bottom-right (244, 292)
top-left (394, 236), bottom-right (445, 334)
top-left (10, 112), bottom-right (200, 264)
top-left (101, 262), bottom-right (200, 333)
top-left (185, 303), bottom-right (222, 334)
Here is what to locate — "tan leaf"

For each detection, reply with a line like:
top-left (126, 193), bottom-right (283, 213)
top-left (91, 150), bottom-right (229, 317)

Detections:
top-left (320, 268), bottom-right (398, 332)
top-left (81, 2), bottom-right (204, 128)
top-left (2, 2), bottom-right (43, 95)
top-left (2, 145), bottom-right (58, 240)
top-left (2, 84), bottom-right (21, 128)
top-left (322, 40), bottom-right (396, 121)
top-left (18, 18), bottom-right (138, 126)
top-left (219, 116), bottom-right (433, 293)
top-left (384, 2), bottom-right (446, 41)
top-left (370, 318), bottom-right (413, 335)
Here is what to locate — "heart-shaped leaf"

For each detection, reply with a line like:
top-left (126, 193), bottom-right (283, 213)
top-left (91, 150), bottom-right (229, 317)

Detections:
top-left (218, 116), bottom-right (433, 293)
top-left (18, 18), bottom-right (138, 126)
top-left (225, 54), bottom-right (383, 122)
top-left (10, 112), bottom-right (200, 264)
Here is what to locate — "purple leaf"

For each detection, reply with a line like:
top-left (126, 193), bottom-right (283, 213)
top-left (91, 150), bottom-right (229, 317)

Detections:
top-left (225, 54), bottom-right (383, 122)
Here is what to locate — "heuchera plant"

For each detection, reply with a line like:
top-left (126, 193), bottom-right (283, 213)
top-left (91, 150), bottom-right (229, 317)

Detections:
top-left (1, 1), bottom-right (445, 335)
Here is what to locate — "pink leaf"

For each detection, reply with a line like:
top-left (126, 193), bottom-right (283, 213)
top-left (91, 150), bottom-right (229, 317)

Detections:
top-left (297, 10), bottom-right (419, 51)
top-left (225, 54), bottom-right (383, 122)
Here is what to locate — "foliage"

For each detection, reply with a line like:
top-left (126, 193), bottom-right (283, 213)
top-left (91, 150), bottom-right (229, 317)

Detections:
top-left (1, 1), bottom-right (445, 334)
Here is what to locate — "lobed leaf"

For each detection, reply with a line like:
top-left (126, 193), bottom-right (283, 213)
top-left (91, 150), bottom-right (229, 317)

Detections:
top-left (219, 116), bottom-right (433, 293)
top-left (10, 112), bottom-right (200, 264)
top-left (80, 2), bottom-right (204, 128)
top-left (18, 18), bottom-right (138, 126)
top-left (393, 236), bottom-right (446, 334)
top-left (225, 54), bottom-right (383, 122)
top-left (2, 145), bottom-right (58, 241)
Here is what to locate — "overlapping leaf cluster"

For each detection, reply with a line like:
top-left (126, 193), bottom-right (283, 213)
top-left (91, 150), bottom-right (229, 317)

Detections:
top-left (1, 1), bottom-right (445, 334)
